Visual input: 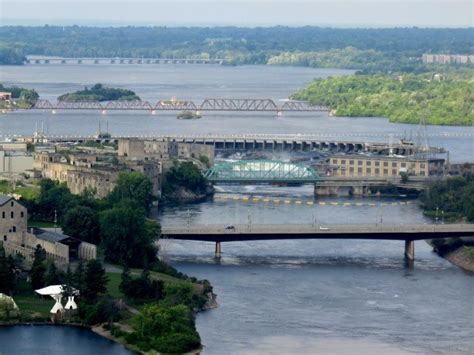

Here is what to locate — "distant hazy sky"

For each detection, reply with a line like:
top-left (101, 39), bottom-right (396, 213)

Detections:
top-left (1, 0), bottom-right (472, 27)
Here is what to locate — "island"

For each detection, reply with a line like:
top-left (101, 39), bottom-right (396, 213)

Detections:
top-left (177, 110), bottom-right (202, 120)
top-left (58, 83), bottom-right (140, 102)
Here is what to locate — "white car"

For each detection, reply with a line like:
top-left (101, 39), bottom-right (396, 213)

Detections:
top-left (319, 226), bottom-right (330, 231)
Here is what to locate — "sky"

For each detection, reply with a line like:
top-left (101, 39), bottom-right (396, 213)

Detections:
top-left (0, 0), bottom-right (472, 27)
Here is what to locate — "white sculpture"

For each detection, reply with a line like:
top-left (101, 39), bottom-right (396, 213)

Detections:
top-left (35, 285), bottom-right (79, 314)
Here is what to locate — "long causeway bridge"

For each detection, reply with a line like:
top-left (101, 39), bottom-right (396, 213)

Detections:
top-left (161, 223), bottom-right (474, 260)
top-left (31, 98), bottom-right (327, 113)
top-left (26, 56), bottom-right (225, 65)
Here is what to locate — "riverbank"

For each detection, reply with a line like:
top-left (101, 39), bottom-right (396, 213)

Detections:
top-left (426, 240), bottom-right (474, 273)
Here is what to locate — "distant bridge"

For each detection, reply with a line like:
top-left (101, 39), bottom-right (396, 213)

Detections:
top-left (161, 223), bottom-right (474, 260)
top-left (205, 160), bottom-right (320, 184)
top-left (25, 56), bottom-right (225, 65)
top-left (31, 98), bottom-right (328, 113)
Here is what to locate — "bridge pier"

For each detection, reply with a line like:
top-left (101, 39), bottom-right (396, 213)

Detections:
top-left (215, 241), bottom-right (222, 258)
top-left (404, 240), bottom-right (415, 261)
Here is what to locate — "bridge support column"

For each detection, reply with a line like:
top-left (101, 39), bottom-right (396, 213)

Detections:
top-left (405, 240), bottom-right (415, 261)
top-left (215, 241), bottom-right (222, 258)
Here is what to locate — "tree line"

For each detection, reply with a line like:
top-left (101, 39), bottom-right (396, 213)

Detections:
top-left (1, 26), bottom-right (473, 73)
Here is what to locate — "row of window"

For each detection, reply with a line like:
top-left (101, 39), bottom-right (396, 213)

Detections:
top-left (333, 159), bottom-right (424, 169)
top-left (1, 211), bottom-right (24, 219)
top-left (341, 168), bottom-right (426, 176)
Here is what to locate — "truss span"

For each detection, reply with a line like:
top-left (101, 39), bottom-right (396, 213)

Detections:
top-left (205, 160), bottom-right (320, 183)
top-left (105, 100), bottom-right (153, 110)
top-left (30, 98), bottom-right (328, 112)
top-left (199, 98), bottom-right (279, 111)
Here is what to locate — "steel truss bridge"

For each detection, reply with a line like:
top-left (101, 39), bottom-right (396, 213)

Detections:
top-left (204, 160), bottom-right (320, 184)
top-left (31, 99), bottom-right (328, 113)
top-left (26, 56), bottom-right (225, 65)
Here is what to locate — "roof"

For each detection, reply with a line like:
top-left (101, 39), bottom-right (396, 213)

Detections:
top-left (35, 285), bottom-right (79, 296)
top-left (36, 230), bottom-right (71, 243)
top-left (0, 195), bottom-right (13, 206)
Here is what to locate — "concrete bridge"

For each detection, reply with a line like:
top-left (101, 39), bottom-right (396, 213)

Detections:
top-left (25, 56), bottom-right (225, 65)
top-left (36, 134), bottom-right (431, 156)
top-left (161, 223), bottom-right (474, 260)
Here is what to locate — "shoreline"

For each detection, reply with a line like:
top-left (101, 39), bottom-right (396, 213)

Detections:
top-left (425, 240), bottom-right (474, 273)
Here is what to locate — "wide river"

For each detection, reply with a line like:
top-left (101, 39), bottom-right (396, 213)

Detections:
top-left (1, 64), bottom-right (473, 354)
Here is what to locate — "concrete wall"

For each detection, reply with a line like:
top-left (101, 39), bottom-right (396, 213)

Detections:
top-left (0, 151), bottom-right (33, 174)
top-left (79, 241), bottom-right (97, 260)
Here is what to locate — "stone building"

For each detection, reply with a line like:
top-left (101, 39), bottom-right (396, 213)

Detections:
top-left (330, 155), bottom-right (445, 178)
top-left (34, 150), bottom-right (162, 198)
top-left (0, 195), bottom-right (96, 267)
top-left (119, 138), bottom-right (215, 165)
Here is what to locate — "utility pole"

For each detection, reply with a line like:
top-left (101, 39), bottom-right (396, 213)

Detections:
top-left (54, 209), bottom-right (57, 232)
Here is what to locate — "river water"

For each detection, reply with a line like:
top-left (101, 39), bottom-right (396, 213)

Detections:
top-left (0, 64), bottom-right (473, 354)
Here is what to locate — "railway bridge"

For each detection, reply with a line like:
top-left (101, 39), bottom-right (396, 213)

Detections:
top-left (31, 98), bottom-right (328, 113)
top-left (161, 223), bottom-right (474, 261)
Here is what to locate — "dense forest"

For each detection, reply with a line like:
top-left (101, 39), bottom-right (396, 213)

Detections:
top-left (291, 68), bottom-right (474, 125)
top-left (1, 26), bottom-right (473, 73)
top-left (58, 83), bottom-right (140, 102)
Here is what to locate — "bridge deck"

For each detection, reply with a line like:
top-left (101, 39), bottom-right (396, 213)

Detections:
top-left (161, 224), bottom-right (474, 242)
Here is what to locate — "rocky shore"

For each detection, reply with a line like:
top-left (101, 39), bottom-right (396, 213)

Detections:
top-left (426, 241), bottom-right (474, 273)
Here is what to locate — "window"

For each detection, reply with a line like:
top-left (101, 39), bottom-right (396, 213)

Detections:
top-left (383, 169), bottom-right (388, 175)
top-left (349, 160), bottom-right (354, 165)
top-left (341, 160), bottom-right (346, 164)
top-left (349, 167), bottom-right (354, 173)
top-left (332, 159), bottom-right (337, 164)
top-left (420, 171), bottom-right (425, 176)
top-left (392, 162), bottom-right (397, 167)
top-left (366, 161), bottom-right (371, 166)
top-left (375, 161), bottom-right (380, 167)
top-left (12, 226), bottom-right (16, 232)
top-left (358, 161), bottom-right (363, 166)
top-left (11, 201), bottom-right (14, 207)
top-left (2, 211), bottom-right (4, 218)
top-left (367, 168), bottom-right (371, 174)
top-left (10, 211), bottom-right (14, 218)
top-left (21, 211), bottom-right (24, 218)
top-left (401, 163), bottom-right (406, 168)
top-left (420, 163), bottom-right (426, 168)
top-left (383, 162), bottom-right (388, 167)
top-left (358, 167), bottom-right (363, 173)
top-left (392, 169), bottom-right (397, 175)
top-left (375, 168), bottom-right (380, 175)
top-left (3, 236), bottom-right (6, 241)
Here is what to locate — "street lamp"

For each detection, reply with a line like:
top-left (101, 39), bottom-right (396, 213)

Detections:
top-left (435, 206), bottom-right (439, 224)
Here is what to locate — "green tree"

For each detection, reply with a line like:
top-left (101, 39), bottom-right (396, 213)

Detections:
top-left (73, 260), bottom-right (86, 296)
top-left (83, 260), bottom-right (108, 303)
top-left (62, 206), bottom-right (100, 244)
top-left (108, 172), bottom-right (155, 212)
top-left (100, 200), bottom-right (158, 267)
top-left (30, 245), bottom-right (47, 290)
top-left (45, 262), bottom-right (63, 285)
top-left (0, 246), bottom-right (17, 295)
top-left (127, 303), bottom-right (200, 353)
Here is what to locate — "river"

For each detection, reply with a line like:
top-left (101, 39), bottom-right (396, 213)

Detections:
top-left (0, 64), bottom-right (473, 354)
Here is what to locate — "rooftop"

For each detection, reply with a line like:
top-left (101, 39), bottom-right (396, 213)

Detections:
top-left (0, 194), bottom-right (13, 206)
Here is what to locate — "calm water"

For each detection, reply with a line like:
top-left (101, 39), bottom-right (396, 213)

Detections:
top-left (1, 65), bottom-right (473, 162)
top-left (1, 65), bottom-right (473, 354)
top-left (0, 325), bottom-right (132, 355)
